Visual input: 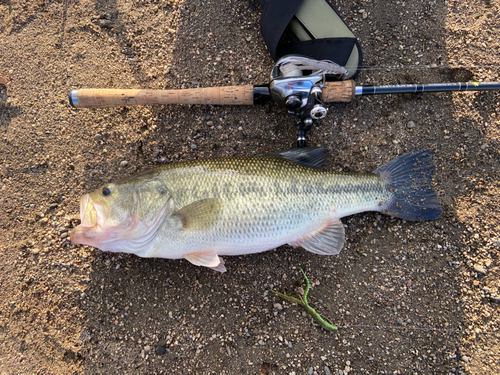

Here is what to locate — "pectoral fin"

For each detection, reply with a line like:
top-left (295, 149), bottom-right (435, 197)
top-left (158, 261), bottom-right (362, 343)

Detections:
top-left (184, 250), bottom-right (226, 272)
top-left (290, 219), bottom-right (345, 256)
top-left (173, 198), bottom-right (222, 231)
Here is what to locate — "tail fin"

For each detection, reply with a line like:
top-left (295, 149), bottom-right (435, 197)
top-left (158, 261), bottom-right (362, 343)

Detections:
top-left (373, 149), bottom-right (442, 221)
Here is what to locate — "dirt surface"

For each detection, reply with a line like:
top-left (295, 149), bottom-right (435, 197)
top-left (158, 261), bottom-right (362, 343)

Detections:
top-left (1, 0), bottom-right (499, 373)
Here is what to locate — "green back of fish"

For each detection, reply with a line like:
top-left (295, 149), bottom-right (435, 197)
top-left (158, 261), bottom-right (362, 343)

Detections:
top-left (128, 155), bottom-right (387, 222)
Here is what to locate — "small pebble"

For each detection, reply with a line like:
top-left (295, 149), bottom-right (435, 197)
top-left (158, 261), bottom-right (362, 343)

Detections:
top-left (155, 340), bottom-right (167, 355)
top-left (490, 296), bottom-right (500, 304)
top-left (120, 160), bottom-right (128, 167)
top-left (273, 303), bottom-right (283, 311)
top-left (191, 144), bottom-right (198, 150)
top-left (407, 121), bottom-right (416, 128)
top-left (155, 345), bottom-right (166, 355)
top-left (473, 264), bottom-right (487, 275)
top-left (94, 19), bottom-right (114, 29)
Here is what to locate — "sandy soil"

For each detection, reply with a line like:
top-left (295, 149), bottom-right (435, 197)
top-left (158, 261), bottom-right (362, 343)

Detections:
top-left (1, 0), bottom-right (499, 373)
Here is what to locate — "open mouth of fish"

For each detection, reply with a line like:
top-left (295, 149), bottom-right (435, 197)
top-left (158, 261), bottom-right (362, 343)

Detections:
top-left (70, 194), bottom-right (110, 244)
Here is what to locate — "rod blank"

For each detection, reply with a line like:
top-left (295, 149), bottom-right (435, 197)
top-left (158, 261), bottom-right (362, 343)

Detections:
top-left (355, 82), bottom-right (500, 96)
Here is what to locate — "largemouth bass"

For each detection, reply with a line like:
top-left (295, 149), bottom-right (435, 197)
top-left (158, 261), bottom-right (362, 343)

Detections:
top-left (70, 148), bottom-right (442, 272)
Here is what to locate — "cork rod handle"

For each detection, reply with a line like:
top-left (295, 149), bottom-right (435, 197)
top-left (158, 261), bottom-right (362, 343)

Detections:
top-left (69, 85), bottom-right (255, 108)
top-left (69, 81), bottom-right (355, 108)
top-left (322, 80), bottom-right (356, 103)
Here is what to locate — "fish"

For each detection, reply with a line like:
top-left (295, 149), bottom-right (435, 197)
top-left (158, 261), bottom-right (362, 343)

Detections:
top-left (70, 148), bottom-right (442, 272)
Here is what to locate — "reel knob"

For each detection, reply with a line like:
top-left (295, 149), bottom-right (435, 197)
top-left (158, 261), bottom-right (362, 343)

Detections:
top-left (285, 95), bottom-right (302, 112)
top-left (310, 105), bottom-right (327, 119)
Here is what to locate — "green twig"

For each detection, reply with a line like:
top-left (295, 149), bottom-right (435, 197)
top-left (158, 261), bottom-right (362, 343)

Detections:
top-left (271, 268), bottom-right (337, 331)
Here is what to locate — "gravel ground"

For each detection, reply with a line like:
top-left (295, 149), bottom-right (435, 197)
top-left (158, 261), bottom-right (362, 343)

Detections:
top-left (1, 0), bottom-right (499, 374)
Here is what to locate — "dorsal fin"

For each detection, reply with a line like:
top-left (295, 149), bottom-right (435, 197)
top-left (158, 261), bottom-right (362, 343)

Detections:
top-left (267, 147), bottom-right (328, 169)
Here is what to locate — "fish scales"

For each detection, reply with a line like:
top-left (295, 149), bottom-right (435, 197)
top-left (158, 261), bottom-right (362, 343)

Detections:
top-left (70, 148), bottom-right (442, 271)
top-left (115, 156), bottom-right (387, 257)
top-left (148, 156), bottom-right (386, 210)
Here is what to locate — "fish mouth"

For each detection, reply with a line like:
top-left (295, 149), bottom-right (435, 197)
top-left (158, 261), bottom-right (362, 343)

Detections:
top-left (70, 194), bottom-right (110, 245)
top-left (70, 191), bottom-right (171, 253)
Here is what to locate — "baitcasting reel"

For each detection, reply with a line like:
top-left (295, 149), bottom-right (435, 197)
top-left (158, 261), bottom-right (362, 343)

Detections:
top-left (269, 56), bottom-right (349, 147)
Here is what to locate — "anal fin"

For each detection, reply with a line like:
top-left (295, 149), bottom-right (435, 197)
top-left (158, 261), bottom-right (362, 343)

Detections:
top-left (210, 258), bottom-right (227, 273)
top-left (184, 250), bottom-right (226, 272)
top-left (290, 219), bottom-right (345, 256)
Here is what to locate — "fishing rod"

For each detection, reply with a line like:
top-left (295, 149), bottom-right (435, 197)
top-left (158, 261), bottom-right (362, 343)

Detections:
top-left (69, 55), bottom-right (500, 147)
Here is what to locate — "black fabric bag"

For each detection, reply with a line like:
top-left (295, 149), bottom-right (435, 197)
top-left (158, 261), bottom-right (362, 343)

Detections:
top-left (256, 0), bottom-right (362, 79)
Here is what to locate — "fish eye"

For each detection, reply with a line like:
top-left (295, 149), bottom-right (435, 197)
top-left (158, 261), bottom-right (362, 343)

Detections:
top-left (102, 187), bottom-right (111, 196)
